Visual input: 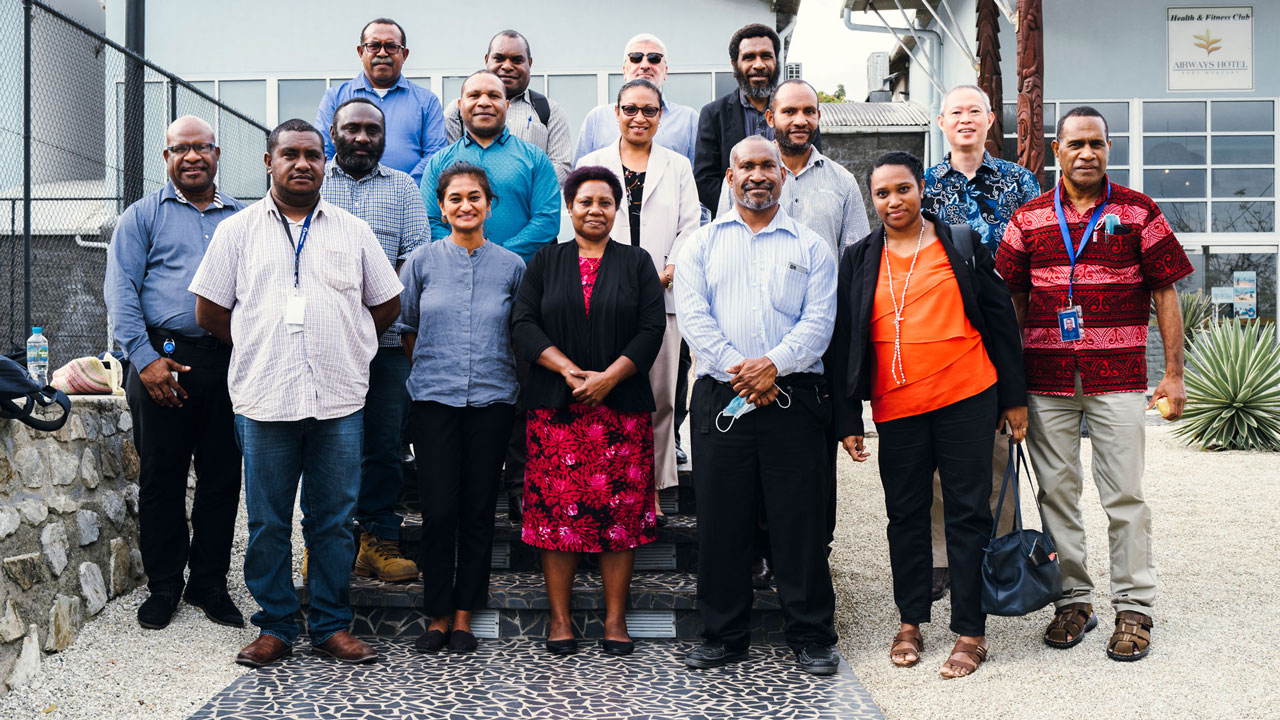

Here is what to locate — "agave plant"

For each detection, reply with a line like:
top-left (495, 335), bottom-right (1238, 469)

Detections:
top-left (1179, 290), bottom-right (1213, 350)
top-left (1175, 319), bottom-right (1280, 451)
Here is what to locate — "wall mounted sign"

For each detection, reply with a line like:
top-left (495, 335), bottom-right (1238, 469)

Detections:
top-left (1167, 6), bottom-right (1254, 91)
top-left (1233, 271), bottom-right (1257, 319)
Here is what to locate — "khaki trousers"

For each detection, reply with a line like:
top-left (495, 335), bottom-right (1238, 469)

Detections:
top-left (930, 433), bottom-right (1016, 567)
top-left (650, 314), bottom-right (681, 490)
top-left (1025, 373), bottom-right (1155, 615)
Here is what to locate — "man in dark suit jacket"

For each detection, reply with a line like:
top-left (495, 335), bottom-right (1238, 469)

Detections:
top-left (694, 23), bottom-right (820, 217)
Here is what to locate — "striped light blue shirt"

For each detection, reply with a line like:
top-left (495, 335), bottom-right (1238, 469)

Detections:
top-left (674, 207), bottom-right (836, 381)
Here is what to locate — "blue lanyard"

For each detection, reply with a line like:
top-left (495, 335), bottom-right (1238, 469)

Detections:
top-left (279, 211), bottom-right (314, 289)
top-left (1053, 181), bottom-right (1109, 304)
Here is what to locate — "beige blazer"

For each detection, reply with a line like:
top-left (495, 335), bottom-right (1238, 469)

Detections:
top-left (577, 141), bottom-right (701, 313)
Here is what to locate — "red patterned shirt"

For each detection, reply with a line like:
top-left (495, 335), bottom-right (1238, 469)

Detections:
top-left (996, 180), bottom-right (1193, 396)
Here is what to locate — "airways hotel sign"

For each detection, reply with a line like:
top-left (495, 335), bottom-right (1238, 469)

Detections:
top-left (1167, 6), bottom-right (1253, 91)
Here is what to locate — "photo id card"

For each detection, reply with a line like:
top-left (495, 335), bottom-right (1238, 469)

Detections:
top-left (285, 294), bottom-right (306, 332)
top-left (1057, 305), bottom-right (1083, 342)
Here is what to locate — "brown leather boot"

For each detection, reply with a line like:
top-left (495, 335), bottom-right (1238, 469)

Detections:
top-left (235, 635), bottom-right (292, 668)
top-left (312, 631), bottom-right (378, 664)
top-left (353, 532), bottom-right (419, 582)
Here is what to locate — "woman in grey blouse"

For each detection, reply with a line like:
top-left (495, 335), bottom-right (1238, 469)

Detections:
top-left (399, 162), bottom-right (526, 655)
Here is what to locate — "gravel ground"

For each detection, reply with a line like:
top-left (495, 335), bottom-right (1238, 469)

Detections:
top-left (2, 421), bottom-right (1277, 719)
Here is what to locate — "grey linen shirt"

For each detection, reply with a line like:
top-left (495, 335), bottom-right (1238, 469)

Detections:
top-left (444, 89), bottom-right (573, 184)
top-left (399, 239), bottom-right (526, 407)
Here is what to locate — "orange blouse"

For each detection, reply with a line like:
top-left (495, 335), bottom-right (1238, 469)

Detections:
top-left (870, 238), bottom-right (997, 423)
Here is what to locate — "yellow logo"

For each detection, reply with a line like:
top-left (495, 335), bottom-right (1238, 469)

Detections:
top-left (1193, 29), bottom-right (1222, 55)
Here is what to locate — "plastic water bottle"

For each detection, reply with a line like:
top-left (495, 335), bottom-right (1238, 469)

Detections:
top-left (26, 326), bottom-right (48, 386)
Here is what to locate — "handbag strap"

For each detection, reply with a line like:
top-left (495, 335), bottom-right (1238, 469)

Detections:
top-left (990, 437), bottom-right (1025, 538)
top-left (1017, 442), bottom-right (1054, 536)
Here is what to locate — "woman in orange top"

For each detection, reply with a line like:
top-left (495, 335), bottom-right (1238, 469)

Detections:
top-left (829, 152), bottom-right (1027, 679)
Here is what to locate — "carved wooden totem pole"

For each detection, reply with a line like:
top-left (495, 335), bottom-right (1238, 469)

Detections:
top-left (1016, 0), bottom-right (1045, 185)
top-left (976, 0), bottom-right (1003, 156)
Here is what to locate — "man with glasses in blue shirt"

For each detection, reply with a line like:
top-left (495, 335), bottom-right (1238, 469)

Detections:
top-left (316, 17), bottom-right (446, 185)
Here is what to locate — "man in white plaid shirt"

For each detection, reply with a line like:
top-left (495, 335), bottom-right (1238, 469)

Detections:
top-left (190, 119), bottom-right (402, 668)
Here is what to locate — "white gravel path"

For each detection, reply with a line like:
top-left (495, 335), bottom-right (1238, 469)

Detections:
top-left (2, 421), bottom-right (1276, 719)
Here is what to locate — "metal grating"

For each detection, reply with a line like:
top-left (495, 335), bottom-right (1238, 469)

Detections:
top-left (658, 489), bottom-right (679, 513)
top-left (625, 610), bottom-right (677, 638)
top-left (634, 544), bottom-right (677, 571)
top-left (491, 542), bottom-right (510, 569)
top-left (470, 610), bottom-right (500, 639)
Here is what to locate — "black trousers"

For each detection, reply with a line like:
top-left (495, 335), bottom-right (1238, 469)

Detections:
top-left (413, 401), bottom-right (515, 617)
top-left (876, 386), bottom-right (997, 636)
top-left (691, 375), bottom-right (837, 651)
top-left (674, 340), bottom-right (691, 444)
top-left (501, 358), bottom-right (530, 503)
top-left (125, 333), bottom-right (240, 594)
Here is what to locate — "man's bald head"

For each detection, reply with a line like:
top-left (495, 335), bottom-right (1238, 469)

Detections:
top-left (164, 115), bottom-right (215, 146)
top-left (729, 135), bottom-right (780, 167)
top-left (163, 115), bottom-right (219, 198)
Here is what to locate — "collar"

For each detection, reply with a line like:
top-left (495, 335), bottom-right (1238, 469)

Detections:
top-left (326, 160), bottom-right (389, 181)
top-left (786, 146), bottom-right (825, 177)
top-left (1055, 176), bottom-right (1111, 217)
top-left (720, 204), bottom-right (798, 238)
top-left (462, 126), bottom-right (512, 147)
top-left (264, 192), bottom-right (327, 222)
top-left (164, 181), bottom-right (226, 209)
top-left (940, 151), bottom-right (999, 178)
top-left (355, 71), bottom-right (408, 94)
top-left (508, 88), bottom-right (532, 105)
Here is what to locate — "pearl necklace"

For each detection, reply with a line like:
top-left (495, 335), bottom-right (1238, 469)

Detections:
top-left (883, 222), bottom-right (925, 386)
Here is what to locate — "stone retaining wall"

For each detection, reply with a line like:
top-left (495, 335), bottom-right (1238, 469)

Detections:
top-left (0, 396), bottom-right (142, 694)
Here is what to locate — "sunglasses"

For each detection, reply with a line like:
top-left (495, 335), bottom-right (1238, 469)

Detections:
top-left (626, 52), bottom-right (664, 65)
top-left (620, 105), bottom-right (661, 118)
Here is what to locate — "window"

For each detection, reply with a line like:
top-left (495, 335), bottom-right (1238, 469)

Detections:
top-left (1001, 101), bottom-right (1130, 192)
top-left (545, 74), bottom-right (597, 141)
top-left (277, 79), bottom-right (326, 126)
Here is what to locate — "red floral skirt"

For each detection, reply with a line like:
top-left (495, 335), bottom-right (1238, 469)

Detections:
top-left (521, 403), bottom-right (657, 553)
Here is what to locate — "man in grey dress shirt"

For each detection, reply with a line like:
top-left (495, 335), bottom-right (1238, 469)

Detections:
top-left (445, 30), bottom-right (572, 184)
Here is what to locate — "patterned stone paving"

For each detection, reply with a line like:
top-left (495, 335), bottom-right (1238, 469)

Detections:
top-left (187, 638), bottom-right (884, 720)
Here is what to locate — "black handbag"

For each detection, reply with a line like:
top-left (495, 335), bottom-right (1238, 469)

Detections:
top-left (0, 353), bottom-right (71, 432)
top-left (980, 440), bottom-right (1062, 616)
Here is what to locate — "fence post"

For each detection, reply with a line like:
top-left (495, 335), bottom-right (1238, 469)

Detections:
top-left (122, 0), bottom-right (146, 209)
top-left (22, 0), bottom-right (32, 337)
top-left (169, 78), bottom-right (177, 124)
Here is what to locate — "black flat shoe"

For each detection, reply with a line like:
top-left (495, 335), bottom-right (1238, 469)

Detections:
top-left (546, 637), bottom-right (578, 656)
top-left (137, 588), bottom-right (182, 630)
top-left (655, 514), bottom-right (670, 528)
top-left (449, 629), bottom-right (478, 654)
top-left (184, 586), bottom-right (246, 628)
top-left (414, 629), bottom-right (448, 654)
top-left (795, 644), bottom-right (840, 676)
top-left (599, 638), bottom-right (635, 656)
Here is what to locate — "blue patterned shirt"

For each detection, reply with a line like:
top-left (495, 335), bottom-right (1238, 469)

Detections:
top-left (321, 160), bottom-right (429, 346)
top-left (399, 239), bottom-right (526, 407)
top-left (674, 207), bottom-right (836, 381)
top-left (315, 73), bottom-right (447, 184)
top-left (420, 128), bottom-right (561, 263)
top-left (923, 151), bottom-right (1040, 252)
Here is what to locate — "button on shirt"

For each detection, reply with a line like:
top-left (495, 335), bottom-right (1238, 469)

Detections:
top-left (445, 90), bottom-right (573, 184)
top-left (716, 147), bottom-right (871, 259)
top-left (399, 239), bottom-right (526, 407)
top-left (574, 99), bottom-right (701, 168)
top-left (315, 73), bottom-right (447, 184)
top-left (320, 161), bottom-right (428, 346)
top-left (420, 128), bottom-right (561, 263)
top-left (104, 182), bottom-right (243, 371)
top-left (923, 151), bottom-right (1041, 253)
top-left (189, 195), bottom-right (403, 422)
top-left (674, 207), bottom-right (836, 381)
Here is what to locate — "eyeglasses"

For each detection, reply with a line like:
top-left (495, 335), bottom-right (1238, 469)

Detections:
top-left (166, 143), bottom-right (215, 156)
top-left (362, 42), bottom-right (405, 54)
top-left (626, 52), bottom-right (664, 65)
top-left (620, 105), bottom-right (660, 118)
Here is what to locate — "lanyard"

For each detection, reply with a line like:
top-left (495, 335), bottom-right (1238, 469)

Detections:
top-left (278, 211), bottom-right (314, 289)
top-left (1053, 181), bottom-right (1109, 304)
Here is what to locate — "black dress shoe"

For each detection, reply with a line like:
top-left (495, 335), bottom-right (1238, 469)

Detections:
top-left (931, 567), bottom-right (951, 602)
top-left (184, 586), bottom-right (246, 628)
top-left (137, 588), bottom-right (182, 630)
top-left (655, 514), bottom-right (670, 528)
top-left (751, 556), bottom-right (773, 589)
top-left (449, 629), bottom-right (478, 654)
top-left (546, 637), bottom-right (578, 655)
top-left (684, 642), bottom-right (748, 669)
top-left (795, 644), bottom-right (840, 676)
top-left (414, 629), bottom-right (448, 654)
top-left (599, 638), bottom-right (635, 656)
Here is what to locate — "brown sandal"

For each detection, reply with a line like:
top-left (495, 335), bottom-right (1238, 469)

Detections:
top-left (940, 640), bottom-right (988, 679)
top-left (889, 627), bottom-right (923, 668)
top-left (1043, 602), bottom-right (1097, 649)
top-left (1106, 611), bottom-right (1152, 662)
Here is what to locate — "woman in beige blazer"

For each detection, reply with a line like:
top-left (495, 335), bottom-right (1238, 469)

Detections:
top-left (578, 78), bottom-right (700, 522)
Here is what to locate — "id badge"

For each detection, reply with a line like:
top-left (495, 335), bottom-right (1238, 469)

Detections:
top-left (285, 294), bottom-right (306, 332)
top-left (1057, 305), bottom-right (1084, 342)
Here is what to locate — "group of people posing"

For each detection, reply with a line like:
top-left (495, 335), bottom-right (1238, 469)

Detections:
top-left (103, 17), bottom-right (1192, 680)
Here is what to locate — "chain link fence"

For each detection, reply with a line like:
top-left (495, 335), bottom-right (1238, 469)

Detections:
top-left (0, 0), bottom-right (268, 366)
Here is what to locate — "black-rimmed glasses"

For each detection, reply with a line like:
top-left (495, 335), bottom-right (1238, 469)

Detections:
top-left (166, 143), bottom-right (215, 156)
top-left (362, 42), bottom-right (405, 54)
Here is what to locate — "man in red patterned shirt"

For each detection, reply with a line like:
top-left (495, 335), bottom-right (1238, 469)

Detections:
top-left (996, 106), bottom-right (1192, 663)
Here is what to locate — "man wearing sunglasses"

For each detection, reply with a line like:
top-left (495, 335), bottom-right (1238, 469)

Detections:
top-left (315, 17), bottom-right (446, 185)
top-left (573, 33), bottom-right (701, 169)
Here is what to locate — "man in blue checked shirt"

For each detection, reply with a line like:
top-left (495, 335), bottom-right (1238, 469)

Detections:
top-left (104, 115), bottom-right (245, 633)
top-left (319, 97), bottom-right (428, 584)
top-left (315, 17), bottom-right (446, 185)
top-left (675, 136), bottom-right (839, 676)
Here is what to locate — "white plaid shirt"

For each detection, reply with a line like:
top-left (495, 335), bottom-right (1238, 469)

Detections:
top-left (189, 194), bottom-right (403, 422)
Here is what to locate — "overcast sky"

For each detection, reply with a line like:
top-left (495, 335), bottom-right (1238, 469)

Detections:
top-left (789, 0), bottom-right (900, 100)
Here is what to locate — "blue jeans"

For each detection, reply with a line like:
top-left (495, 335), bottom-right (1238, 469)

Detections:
top-left (357, 347), bottom-right (411, 540)
top-left (235, 411), bottom-right (362, 646)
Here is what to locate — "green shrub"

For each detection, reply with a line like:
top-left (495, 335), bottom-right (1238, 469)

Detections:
top-left (1176, 319), bottom-right (1280, 451)
top-left (1179, 290), bottom-right (1213, 350)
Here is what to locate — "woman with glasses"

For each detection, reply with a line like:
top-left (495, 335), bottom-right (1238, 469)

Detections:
top-left (829, 151), bottom-right (1027, 679)
top-left (578, 79), bottom-right (700, 525)
top-left (513, 166), bottom-right (666, 656)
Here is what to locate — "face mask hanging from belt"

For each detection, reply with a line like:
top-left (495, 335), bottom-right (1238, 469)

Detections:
top-left (715, 385), bottom-right (792, 433)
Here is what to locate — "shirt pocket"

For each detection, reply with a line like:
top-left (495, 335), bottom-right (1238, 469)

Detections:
top-left (770, 261), bottom-right (809, 318)
top-left (323, 248), bottom-right (360, 294)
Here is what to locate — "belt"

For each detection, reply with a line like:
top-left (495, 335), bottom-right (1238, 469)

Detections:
top-left (146, 329), bottom-right (229, 353)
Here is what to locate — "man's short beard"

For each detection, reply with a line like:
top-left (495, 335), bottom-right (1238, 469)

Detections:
top-left (334, 140), bottom-right (383, 175)
top-left (734, 65), bottom-right (779, 100)
top-left (776, 129), bottom-right (810, 155)
top-left (735, 184), bottom-right (779, 211)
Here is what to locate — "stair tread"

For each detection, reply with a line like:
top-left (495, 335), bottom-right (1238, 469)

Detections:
top-left (399, 511), bottom-right (699, 544)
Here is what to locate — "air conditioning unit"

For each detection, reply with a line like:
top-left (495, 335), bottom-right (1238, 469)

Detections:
top-left (867, 52), bottom-right (890, 93)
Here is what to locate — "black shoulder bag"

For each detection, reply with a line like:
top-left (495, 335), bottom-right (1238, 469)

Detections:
top-left (980, 439), bottom-right (1062, 616)
top-left (0, 353), bottom-right (71, 432)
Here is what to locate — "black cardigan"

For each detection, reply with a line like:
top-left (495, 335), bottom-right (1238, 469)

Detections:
top-left (829, 214), bottom-right (1027, 439)
top-left (512, 240), bottom-right (666, 412)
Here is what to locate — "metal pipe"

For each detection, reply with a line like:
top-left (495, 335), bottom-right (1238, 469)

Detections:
top-left (22, 0), bottom-right (32, 338)
top-left (122, 0), bottom-right (146, 209)
top-left (865, 4), bottom-right (945, 96)
top-left (930, 0), bottom-right (979, 70)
